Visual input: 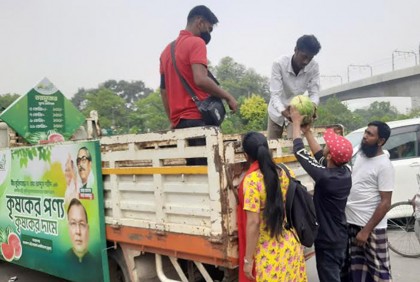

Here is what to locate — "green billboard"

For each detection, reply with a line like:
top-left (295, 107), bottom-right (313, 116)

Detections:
top-left (0, 77), bottom-right (86, 144)
top-left (0, 140), bottom-right (109, 282)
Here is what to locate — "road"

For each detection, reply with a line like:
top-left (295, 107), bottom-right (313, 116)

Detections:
top-left (1, 251), bottom-right (419, 281)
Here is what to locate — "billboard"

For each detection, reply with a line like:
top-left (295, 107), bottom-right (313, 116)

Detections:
top-left (0, 78), bottom-right (86, 144)
top-left (0, 140), bottom-right (109, 282)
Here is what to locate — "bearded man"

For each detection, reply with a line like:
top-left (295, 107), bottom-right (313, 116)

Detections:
top-left (342, 121), bottom-right (394, 282)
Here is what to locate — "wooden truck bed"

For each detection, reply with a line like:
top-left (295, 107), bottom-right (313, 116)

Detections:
top-left (100, 127), bottom-right (310, 268)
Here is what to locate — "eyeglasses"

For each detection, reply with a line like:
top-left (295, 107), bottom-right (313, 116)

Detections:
top-left (76, 156), bottom-right (91, 164)
top-left (69, 220), bottom-right (88, 230)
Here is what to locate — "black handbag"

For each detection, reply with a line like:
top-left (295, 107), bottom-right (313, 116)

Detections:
top-left (170, 41), bottom-right (225, 126)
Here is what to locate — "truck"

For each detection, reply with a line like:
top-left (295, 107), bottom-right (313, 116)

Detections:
top-left (0, 121), bottom-right (313, 282)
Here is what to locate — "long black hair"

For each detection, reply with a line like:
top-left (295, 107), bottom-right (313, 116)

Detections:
top-left (242, 132), bottom-right (284, 238)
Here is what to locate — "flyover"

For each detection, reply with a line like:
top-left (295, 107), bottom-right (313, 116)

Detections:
top-left (319, 65), bottom-right (420, 109)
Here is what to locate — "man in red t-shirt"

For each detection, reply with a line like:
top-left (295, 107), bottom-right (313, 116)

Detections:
top-left (159, 5), bottom-right (237, 129)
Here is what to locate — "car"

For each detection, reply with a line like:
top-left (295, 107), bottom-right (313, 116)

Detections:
top-left (345, 118), bottom-right (420, 205)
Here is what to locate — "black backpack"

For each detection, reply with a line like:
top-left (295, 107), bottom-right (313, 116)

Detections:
top-left (277, 163), bottom-right (318, 247)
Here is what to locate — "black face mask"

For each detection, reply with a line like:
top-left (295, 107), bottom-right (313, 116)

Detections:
top-left (360, 141), bottom-right (379, 158)
top-left (200, 32), bottom-right (211, 45)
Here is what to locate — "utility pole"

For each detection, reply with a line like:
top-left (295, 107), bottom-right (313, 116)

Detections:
top-left (392, 50), bottom-right (418, 71)
top-left (320, 75), bottom-right (343, 84)
top-left (320, 75), bottom-right (343, 89)
top-left (347, 64), bottom-right (373, 82)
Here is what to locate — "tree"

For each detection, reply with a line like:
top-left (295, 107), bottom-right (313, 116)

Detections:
top-left (131, 90), bottom-right (170, 133)
top-left (212, 57), bottom-right (245, 82)
top-left (101, 80), bottom-right (153, 109)
top-left (71, 88), bottom-right (88, 110)
top-left (353, 101), bottom-right (402, 125)
top-left (240, 94), bottom-right (268, 131)
top-left (82, 88), bottom-right (128, 133)
top-left (0, 93), bottom-right (20, 110)
top-left (407, 107), bottom-right (420, 118)
top-left (315, 96), bottom-right (364, 132)
top-left (70, 80), bottom-right (154, 134)
top-left (212, 57), bottom-right (269, 101)
top-left (315, 98), bottom-right (415, 134)
top-left (71, 80), bottom-right (153, 111)
top-left (241, 69), bottom-right (270, 101)
top-left (221, 96), bottom-right (246, 134)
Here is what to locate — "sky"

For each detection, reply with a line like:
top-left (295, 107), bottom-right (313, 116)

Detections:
top-left (1, 0), bottom-right (419, 112)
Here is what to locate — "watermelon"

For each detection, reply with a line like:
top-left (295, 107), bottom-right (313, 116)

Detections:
top-left (8, 233), bottom-right (22, 259)
top-left (1, 243), bottom-right (14, 262)
top-left (47, 133), bottom-right (64, 143)
top-left (290, 95), bottom-right (315, 125)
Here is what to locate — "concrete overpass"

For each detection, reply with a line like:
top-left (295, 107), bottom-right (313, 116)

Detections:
top-left (319, 65), bottom-right (420, 109)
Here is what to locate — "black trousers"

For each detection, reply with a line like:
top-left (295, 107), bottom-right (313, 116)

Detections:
top-left (175, 119), bottom-right (207, 165)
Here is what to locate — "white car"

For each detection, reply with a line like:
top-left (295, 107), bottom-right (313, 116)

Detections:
top-left (346, 118), bottom-right (420, 205)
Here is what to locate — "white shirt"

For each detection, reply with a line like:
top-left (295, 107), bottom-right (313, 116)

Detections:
top-left (78, 171), bottom-right (95, 189)
top-left (268, 55), bottom-right (320, 125)
top-left (346, 152), bottom-right (395, 229)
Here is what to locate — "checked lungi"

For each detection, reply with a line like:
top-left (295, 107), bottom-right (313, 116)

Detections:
top-left (341, 224), bottom-right (392, 282)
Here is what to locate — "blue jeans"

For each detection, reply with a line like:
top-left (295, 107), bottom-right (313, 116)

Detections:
top-left (315, 246), bottom-right (346, 282)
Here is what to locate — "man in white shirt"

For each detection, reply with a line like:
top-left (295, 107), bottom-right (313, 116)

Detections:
top-left (267, 34), bottom-right (321, 139)
top-left (343, 121), bottom-right (394, 282)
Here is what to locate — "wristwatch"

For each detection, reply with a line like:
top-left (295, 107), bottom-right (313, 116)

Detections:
top-left (244, 258), bottom-right (253, 265)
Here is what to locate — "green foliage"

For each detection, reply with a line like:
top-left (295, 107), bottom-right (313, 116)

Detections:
top-left (64, 57), bottom-right (416, 136)
top-left (0, 226), bottom-right (13, 243)
top-left (212, 57), bottom-right (245, 82)
top-left (70, 80), bottom-right (154, 134)
top-left (213, 57), bottom-right (269, 101)
top-left (82, 88), bottom-right (128, 132)
top-left (353, 101), bottom-right (400, 124)
top-left (71, 80), bottom-right (153, 111)
top-left (315, 96), bottom-right (363, 132)
top-left (221, 111), bottom-right (245, 134)
top-left (240, 95), bottom-right (268, 131)
top-left (71, 88), bottom-right (88, 110)
top-left (406, 107), bottom-right (420, 118)
top-left (132, 90), bottom-right (170, 133)
top-left (101, 80), bottom-right (153, 109)
top-left (219, 116), bottom-right (236, 134)
top-left (350, 101), bottom-right (411, 133)
top-left (241, 69), bottom-right (270, 101)
top-left (0, 228), bottom-right (4, 243)
top-left (315, 97), bottom-right (415, 133)
top-left (12, 146), bottom-right (52, 168)
top-left (0, 93), bottom-right (20, 111)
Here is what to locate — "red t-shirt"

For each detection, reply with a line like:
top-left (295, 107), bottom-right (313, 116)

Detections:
top-left (160, 30), bottom-right (209, 127)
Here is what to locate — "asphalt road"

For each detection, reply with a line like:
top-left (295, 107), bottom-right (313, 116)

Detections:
top-left (1, 250), bottom-right (419, 282)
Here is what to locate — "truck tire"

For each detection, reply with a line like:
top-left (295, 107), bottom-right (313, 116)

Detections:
top-left (108, 247), bottom-right (130, 282)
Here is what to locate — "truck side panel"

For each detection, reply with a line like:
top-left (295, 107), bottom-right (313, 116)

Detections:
top-left (101, 128), bottom-right (237, 266)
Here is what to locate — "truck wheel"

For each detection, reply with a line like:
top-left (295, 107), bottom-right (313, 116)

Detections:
top-left (108, 247), bottom-right (130, 282)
